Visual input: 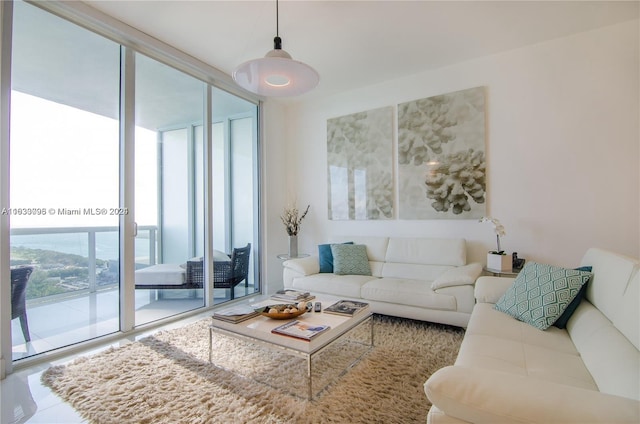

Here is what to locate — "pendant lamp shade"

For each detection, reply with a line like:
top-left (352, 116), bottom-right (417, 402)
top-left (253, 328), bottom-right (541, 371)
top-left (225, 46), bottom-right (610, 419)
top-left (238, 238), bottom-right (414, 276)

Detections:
top-left (232, 1), bottom-right (319, 97)
top-left (233, 47), bottom-right (319, 97)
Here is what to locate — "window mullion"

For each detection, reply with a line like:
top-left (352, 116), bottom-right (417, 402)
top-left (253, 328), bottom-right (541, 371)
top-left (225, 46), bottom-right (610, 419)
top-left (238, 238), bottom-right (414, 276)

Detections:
top-left (119, 45), bottom-right (135, 332)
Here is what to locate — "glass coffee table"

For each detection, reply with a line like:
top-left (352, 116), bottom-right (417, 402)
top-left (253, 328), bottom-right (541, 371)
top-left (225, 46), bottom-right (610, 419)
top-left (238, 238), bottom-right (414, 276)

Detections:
top-left (209, 294), bottom-right (374, 400)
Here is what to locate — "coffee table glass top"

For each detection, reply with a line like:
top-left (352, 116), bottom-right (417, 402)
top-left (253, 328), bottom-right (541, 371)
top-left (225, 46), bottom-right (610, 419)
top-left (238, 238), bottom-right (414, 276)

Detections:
top-left (210, 294), bottom-right (371, 355)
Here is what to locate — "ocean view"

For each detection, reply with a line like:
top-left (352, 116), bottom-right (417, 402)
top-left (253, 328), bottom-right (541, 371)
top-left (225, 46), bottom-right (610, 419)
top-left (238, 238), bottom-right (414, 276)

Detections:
top-left (11, 232), bottom-right (149, 261)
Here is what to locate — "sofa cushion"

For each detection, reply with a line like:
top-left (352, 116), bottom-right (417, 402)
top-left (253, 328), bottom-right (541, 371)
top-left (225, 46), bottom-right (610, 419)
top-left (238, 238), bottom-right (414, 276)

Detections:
top-left (361, 278), bottom-right (456, 311)
top-left (289, 273), bottom-right (374, 298)
top-left (580, 248), bottom-right (637, 319)
top-left (614, 270), bottom-right (640, 350)
top-left (459, 304), bottom-right (597, 390)
top-left (474, 276), bottom-right (515, 304)
top-left (425, 366), bottom-right (640, 424)
top-left (381, 263), bottom-right (453, 281)
top-left (318, 241), bottom-right (353, 273)
top-left (384, 237), bottom-right (466, 266)
top-left (494, 261), bottom-right (592, 330)
top-left (567, 299), bottom-right (640, 400)
top-left (580, 248), bottom-right (639, 349)
top-left (329, 236), bottom-right (389, 262)
top-left (466, 303), bottom-right (580, 353)
top-left (331, 244), bottom-right (372, 276)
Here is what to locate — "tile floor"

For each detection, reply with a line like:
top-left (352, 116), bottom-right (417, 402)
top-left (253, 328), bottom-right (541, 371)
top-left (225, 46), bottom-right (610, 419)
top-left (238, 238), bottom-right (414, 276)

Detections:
top-left (3, 286), bottom-right (256, 423)
top-left (2, 310), bottom-right (212, 423)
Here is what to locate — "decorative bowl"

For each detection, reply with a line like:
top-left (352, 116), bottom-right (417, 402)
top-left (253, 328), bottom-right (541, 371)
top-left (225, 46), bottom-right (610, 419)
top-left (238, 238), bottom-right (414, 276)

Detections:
top-left (258, 303), bottom-right (307, 320)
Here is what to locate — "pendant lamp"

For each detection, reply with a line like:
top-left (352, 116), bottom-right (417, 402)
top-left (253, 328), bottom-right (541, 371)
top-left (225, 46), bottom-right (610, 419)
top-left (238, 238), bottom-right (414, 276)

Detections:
top-left (232, 0), bottom-right (319, 97)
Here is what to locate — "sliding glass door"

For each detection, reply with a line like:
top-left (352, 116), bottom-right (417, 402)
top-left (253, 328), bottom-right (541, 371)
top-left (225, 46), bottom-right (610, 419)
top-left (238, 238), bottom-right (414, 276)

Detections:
top-left (134, 53), bottom-right (206, 325)
top-left (211, 88), bottom-right (259, 301)
top-left (9, 0), bottom-right (121, 360)
top-left (3, 0), bottom-right (261, 365)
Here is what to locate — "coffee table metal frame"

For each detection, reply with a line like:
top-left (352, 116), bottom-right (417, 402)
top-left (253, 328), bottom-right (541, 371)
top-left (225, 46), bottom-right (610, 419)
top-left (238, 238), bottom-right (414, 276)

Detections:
top-left (209, 297), bottom-right (374, 400)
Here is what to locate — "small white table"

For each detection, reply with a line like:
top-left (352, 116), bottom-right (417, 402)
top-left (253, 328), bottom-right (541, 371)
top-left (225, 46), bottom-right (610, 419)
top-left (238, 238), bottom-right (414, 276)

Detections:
top-left (276, 253), bottom-right (310, 260)
top-left (483, 266), bottom-right (520, 277)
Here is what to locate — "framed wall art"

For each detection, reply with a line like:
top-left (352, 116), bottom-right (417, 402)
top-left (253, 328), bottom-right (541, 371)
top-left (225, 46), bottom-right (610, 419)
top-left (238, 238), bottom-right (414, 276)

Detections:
top-left (397, 86), bottom-right (487, 219)
top-left (327, 106), bottom-right (393, 220)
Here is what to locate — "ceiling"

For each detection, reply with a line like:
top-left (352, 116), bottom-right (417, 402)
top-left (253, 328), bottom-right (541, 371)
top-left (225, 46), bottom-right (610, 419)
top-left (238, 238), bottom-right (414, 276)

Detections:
top-left (83, 0), bottom-right (639, 102)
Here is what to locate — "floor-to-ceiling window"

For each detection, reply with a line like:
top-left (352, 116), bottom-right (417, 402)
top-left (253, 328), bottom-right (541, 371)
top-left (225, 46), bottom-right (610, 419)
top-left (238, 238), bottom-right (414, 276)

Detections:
top-left (211, 88), bottom-right (259, 299)
top-left (134, 53), bottom-right (206, 325)
top-left (9, 0), bottom-right (121, 360)
top-left (3, 0), bottom-right (260, 366)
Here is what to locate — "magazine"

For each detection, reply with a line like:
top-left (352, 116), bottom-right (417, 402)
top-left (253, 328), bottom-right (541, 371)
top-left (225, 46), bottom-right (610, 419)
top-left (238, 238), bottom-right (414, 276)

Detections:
top-left (212, 304), bottom-right (260, 323)
top-left (323, 300), bottom-right (369, 317)
top-left (271, 289), bottom-right (315, 302)
top-left (271, 320), bottom-right (330, 341)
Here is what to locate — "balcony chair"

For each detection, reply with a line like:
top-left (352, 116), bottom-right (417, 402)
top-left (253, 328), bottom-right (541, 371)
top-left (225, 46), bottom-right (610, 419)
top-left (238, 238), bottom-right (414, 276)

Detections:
top-left (217, 243), bottom-right (251, 299)
top-left (190, 243), bottom-right (251, 300)
top-left (11, 266), bottom-right (34, 342)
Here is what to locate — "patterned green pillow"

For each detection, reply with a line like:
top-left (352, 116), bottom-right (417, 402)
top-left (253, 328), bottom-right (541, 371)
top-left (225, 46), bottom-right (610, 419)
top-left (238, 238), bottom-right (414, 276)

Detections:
top-left (494, 261), bottom-right (592, 330)
top-left (331, 244), bottom-right (371, 276)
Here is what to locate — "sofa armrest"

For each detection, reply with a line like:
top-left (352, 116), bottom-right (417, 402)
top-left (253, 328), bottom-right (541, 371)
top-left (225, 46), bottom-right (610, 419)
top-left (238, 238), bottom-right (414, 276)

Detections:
top-left (425, 366), bottom-right (640, 424)
top-left (431, 263), bottom-right (482, 290)
top-left (283, 256), bottom-right (319, 275)
top-left (282, 256), bottom-right (319, 287)
top-left (474, 276), bottom-right (515, 304)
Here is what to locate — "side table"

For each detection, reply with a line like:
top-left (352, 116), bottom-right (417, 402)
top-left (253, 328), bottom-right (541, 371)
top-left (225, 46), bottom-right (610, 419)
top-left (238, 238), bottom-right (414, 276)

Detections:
top-left (277, 253), bottom-right (310, 260)
top-left (483, 266), bottom-right (520, 277)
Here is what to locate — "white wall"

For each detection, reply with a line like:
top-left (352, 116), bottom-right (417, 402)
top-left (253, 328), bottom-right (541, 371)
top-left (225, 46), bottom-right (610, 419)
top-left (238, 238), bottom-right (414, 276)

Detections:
top-left (267, 19), bottom-right (639, 276)
top-left (262, 100), bottom-right (293, 289)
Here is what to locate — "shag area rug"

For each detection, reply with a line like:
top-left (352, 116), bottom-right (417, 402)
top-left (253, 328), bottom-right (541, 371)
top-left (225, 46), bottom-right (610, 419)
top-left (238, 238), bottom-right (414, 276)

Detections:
top-left (42, 314), bottom-right (464, 424)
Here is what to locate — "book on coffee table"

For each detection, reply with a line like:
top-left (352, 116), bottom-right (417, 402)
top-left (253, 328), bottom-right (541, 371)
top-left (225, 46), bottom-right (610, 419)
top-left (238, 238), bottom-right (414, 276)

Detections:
top-left (324, 300), bottom-right (369, 317)
top-left (271, 320), bottom-right (330, 341)
top-left (213, 305), bottom-right (260, 323)
top-left (271, 289), bottom-right (315, 302)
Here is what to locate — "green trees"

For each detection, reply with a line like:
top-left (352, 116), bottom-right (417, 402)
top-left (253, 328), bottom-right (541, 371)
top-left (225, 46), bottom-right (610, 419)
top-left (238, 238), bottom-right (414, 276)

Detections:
top-left (11, 246), bottom-right (106, 299)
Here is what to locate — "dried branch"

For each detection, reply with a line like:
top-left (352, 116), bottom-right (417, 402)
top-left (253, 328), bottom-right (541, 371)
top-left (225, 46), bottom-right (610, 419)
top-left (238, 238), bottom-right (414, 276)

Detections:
top-left (281, 203), bottom-right (310, 236)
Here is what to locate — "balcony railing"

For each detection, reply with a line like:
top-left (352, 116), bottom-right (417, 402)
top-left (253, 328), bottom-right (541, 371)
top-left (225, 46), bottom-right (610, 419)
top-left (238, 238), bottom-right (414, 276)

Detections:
top-left (10, 225), bottom-right (157, 300)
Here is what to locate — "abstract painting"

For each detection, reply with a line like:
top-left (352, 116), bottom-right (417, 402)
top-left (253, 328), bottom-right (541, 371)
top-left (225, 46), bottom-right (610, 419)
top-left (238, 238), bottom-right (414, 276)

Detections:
top-left (327, 106), bottom-right (393, 220)
top-left (397, 87), bottom-right (486, 219)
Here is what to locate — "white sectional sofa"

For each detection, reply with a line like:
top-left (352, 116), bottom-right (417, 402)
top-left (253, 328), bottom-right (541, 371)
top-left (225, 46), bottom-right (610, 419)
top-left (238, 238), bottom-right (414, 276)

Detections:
top-left (424, 248), bottom-right (640, 423)
top-left (283, 236), bottom-right (482, 328)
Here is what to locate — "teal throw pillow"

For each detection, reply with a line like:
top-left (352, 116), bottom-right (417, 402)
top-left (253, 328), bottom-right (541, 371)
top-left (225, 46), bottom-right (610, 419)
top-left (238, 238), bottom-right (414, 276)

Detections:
top-left (494, 261), bottom-right (592, 330)
top-left (331, 244), bottom-right (371, 276)
top-left (553, 266), bottom-right (592, 329)
top-left (318, 242), bottom-right (353, 273)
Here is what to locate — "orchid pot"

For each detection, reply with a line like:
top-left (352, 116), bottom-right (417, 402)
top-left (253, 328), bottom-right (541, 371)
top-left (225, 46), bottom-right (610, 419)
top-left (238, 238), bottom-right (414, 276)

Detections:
top-left (487, 252), bottom-right (512, 272)
top-left (480, 217), bottom-right (511, 271)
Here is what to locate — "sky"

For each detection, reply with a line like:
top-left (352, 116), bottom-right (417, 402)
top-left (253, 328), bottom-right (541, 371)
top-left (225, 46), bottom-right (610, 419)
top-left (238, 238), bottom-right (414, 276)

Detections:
top-left (8, 91), bottom-right (157, 229)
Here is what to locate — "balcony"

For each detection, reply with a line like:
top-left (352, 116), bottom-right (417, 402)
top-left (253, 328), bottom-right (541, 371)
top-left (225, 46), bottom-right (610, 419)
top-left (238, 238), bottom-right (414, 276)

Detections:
top-left (10, 226), bottom-right (250, 361)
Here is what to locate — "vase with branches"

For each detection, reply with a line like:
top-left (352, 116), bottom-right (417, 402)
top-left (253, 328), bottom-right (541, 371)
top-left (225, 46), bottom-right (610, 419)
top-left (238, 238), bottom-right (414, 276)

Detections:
top-left (281, 203), bottom-right (310, 236)
top-left (281, 203), bottom-right (310, 258)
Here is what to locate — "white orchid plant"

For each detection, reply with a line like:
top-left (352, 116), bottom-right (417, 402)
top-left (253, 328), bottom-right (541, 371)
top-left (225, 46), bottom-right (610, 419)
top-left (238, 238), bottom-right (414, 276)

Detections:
top-left (280, 203), bottom-right (310, 236)
top-left (479, 217), bottom-right (506, 255)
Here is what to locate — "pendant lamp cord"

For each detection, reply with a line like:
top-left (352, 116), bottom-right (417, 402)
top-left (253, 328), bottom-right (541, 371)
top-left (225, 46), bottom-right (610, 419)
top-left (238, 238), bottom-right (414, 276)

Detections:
top-left (273, 0), bottom-right (282, 50)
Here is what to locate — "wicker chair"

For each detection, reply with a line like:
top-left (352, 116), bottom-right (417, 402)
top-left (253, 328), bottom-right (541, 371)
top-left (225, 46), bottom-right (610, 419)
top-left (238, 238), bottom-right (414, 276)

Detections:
top-left (11, 266), bottom-right (34, 342)
top-left (183, 243), bottom-right (251, 299)
top-left (212, 243), bottom-right (251, 300)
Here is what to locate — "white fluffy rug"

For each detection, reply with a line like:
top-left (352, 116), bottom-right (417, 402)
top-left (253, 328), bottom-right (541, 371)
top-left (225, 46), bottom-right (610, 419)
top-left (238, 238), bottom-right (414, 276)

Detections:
top-left (42, 315), bottom-right (464, 424)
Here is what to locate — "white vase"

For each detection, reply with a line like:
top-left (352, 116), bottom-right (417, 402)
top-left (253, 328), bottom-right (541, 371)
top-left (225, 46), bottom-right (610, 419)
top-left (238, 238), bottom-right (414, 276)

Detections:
top-left (487, 252), bottom-right (511, 272)
top-left (288, 235), bottom-right (298, 258)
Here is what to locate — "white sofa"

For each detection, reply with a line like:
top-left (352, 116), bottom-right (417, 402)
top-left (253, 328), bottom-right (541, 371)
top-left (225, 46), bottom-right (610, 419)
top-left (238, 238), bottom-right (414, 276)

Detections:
top-left (424, 248), bottom-right (640, 423)
top-left (283, 236), bottom-right (482, 328)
